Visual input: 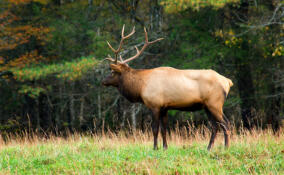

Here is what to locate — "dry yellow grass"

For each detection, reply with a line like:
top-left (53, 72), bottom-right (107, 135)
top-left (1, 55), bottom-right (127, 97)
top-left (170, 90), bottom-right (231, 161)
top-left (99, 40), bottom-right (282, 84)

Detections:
top-left (0, 127), bottom-right (283, 174)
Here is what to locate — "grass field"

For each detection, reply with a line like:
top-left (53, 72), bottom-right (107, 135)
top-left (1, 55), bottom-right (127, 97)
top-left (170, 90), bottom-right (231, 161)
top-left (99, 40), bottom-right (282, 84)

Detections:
top-left (0, 128), bottom-right (283, 175)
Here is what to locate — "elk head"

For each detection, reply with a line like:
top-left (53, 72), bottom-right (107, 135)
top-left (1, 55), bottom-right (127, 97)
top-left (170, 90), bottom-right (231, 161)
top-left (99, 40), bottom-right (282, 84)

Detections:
top-left (101, 63), bottom-right (129, 87)
top-left (102, 25), bottom-right (163, 87)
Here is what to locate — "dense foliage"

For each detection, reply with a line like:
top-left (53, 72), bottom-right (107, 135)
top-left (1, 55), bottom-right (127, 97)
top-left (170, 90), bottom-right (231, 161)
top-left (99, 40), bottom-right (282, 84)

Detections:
top-left (0, 0), bottom-right (283, 134)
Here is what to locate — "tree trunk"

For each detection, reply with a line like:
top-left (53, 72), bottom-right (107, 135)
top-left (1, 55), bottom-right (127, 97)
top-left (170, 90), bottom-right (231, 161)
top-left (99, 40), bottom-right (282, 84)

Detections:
top-left (97, 92), bottom-right (102, 129)
top-left (35, 99), bottom-right (40, 131)
top-left (131, 104), bottom-right (141, 132)
top-left (149, 0), bottom-right (163, 31)
top-left (79, 97), bottom-right (85, 128)
top-left (265, 0), bottom-right (283, 133)
top-left (266, 77), bottom-right (282, 133)
top-left (131, 105), bottom-right (137, 132)
top-left (235, 59), bottom-right (257, 129)
top-left (69, 83), bottom-right (75, 130)
top-left (231, 0), bottom-right (257, 130)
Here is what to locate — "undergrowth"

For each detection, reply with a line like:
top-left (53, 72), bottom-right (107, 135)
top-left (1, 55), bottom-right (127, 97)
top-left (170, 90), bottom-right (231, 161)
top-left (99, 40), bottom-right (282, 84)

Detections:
top-left (0, 128), bottom-right (283, 175)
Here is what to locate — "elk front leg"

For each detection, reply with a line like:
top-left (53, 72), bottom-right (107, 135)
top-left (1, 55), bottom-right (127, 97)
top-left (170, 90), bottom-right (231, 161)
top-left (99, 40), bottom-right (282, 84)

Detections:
top-left (152, 109), bottom-right (160, 150)
top-left (160, 110), bottom-right (168, 150)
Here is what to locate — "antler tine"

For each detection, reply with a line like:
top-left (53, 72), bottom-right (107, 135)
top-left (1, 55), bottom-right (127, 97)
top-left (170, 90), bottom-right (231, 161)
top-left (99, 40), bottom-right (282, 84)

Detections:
top-left (106, 25), bottom-right (136, 64)
top-left (121, 24), bottom-right (125, 38)
top-left (105, 55), bottom-right (115, 62)
top-left (144, 27), bottom-right (149, 43)
top-left (134, 46), bottom-right (139, 53)
top-left (144, 27), bottom-right (164, 44)
top-left (106, 41), bottom-right (117, 53)
top-left (122, 27), bottom-right (163, 64)
top-left (119, 55), bottom-right (124, 62)
top-left (105, 54), bottom-right (123, 63)
top-left (149, 37), bottom-right (164, 44)
top-left (124, 26), bottom-right (135, 39)
top-left (116, 26), bottom-right (135, 54)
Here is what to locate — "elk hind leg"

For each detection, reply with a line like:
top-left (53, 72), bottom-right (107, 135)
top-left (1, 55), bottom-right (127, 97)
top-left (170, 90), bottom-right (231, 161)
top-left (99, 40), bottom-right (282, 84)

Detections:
top-left (219, 119), bottom-right (230, 148)
top-left (206, 109), bottom-right (219, 150)
top-left (207, 106), bottom-right (230, 149)
top-left (208, 121), bottom-right (218, 150)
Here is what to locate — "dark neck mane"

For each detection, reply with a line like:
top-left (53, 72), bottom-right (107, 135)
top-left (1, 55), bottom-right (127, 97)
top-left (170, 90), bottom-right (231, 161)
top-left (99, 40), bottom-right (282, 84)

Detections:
top-left (118, 68), bottom-right (145, 103)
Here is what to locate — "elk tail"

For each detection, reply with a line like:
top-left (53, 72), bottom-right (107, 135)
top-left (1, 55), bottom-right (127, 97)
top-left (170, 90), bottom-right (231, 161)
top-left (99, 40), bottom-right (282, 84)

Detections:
top-left (227, 78), bottom-right (233, 87)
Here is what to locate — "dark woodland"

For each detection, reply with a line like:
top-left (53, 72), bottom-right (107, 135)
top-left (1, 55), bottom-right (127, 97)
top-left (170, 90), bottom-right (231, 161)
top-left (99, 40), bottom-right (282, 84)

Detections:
top-left (0, 0), bottom-right (283, 137)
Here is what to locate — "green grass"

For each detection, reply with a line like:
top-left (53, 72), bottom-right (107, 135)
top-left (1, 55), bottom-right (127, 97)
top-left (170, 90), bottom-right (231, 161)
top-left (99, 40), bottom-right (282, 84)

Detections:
top-left (0, 129), bottom-right (283, 175)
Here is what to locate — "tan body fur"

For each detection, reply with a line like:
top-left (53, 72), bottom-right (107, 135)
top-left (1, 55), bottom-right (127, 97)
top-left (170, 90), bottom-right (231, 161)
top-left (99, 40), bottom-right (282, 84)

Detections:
top-left (141, 67), bottom-right (233, 112)
top-left (102, 63), bottom-right (233, 150)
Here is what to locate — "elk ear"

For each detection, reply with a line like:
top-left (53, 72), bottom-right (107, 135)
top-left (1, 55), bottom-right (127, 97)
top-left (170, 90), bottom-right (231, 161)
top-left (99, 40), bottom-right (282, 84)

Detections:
top-left (110, 64), bottom-right (122, 73)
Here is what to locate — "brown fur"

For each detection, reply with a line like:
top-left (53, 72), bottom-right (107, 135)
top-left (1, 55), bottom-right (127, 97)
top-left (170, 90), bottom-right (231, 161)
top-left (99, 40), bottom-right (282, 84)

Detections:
top-left (102, 63), bottom-right (233, 150)
top-left (118, 68), bottom-right (148, 102)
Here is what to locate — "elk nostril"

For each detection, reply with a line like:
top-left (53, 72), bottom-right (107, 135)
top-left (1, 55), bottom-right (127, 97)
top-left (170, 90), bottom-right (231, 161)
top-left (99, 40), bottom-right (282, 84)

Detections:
top-left (102, 80), bottom-right (109, 86)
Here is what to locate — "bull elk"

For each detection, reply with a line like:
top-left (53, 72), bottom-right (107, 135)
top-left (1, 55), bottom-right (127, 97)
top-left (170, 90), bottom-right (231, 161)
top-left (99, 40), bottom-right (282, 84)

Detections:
top-left (102, 25), bottom-right (233, 150)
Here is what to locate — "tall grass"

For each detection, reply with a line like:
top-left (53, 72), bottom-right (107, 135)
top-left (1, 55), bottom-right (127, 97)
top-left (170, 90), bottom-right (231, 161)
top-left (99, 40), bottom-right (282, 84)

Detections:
top-left (0, 127), bottom-right (283, 174)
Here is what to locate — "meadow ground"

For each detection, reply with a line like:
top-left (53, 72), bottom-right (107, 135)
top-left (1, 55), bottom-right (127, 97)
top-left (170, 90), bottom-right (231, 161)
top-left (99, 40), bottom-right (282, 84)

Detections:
top-left (0, 127), bottom-right (283, 175)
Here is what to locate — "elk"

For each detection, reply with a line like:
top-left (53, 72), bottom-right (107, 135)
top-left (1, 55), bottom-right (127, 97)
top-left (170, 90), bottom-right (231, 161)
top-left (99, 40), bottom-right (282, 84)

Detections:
top-left (102, 25), bottom-right (233, 150)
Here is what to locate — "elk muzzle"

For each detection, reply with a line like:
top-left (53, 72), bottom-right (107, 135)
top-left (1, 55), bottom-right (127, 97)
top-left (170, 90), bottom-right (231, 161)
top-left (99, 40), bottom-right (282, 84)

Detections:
top-left (101, 73), bottom-right (119, 87)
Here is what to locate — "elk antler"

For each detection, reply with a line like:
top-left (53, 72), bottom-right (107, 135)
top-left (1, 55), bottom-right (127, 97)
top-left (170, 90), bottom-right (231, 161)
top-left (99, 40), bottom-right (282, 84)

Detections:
top-left (121, 27), bottom-right (163, 64)
top-left (106, 24), bottom-right (135, 64)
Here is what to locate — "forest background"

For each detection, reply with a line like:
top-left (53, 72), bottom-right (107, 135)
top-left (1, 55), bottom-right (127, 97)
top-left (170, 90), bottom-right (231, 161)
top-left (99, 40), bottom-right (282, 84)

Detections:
top-left (0, 0), bottom-right (283, 137)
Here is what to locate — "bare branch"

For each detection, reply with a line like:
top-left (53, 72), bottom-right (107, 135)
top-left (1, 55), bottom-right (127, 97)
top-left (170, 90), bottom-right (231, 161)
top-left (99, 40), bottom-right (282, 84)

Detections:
top-left (233, 3), bottom-right (283, 37)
